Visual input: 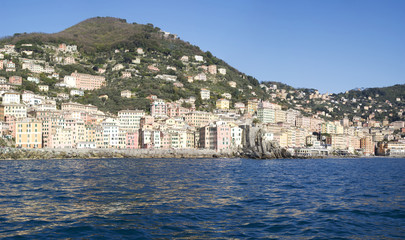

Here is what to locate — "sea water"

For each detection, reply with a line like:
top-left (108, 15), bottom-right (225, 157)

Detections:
top-left (0, 158), bottom-right (404, 239)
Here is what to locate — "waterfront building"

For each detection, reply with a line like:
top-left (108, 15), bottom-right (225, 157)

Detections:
top-left (199, 121), bottom-right (231, 151)
top-left (126, 131), bottom-right (139, 149)
top-left (360, 136), bottom-right (375, 156)
top-left (275, 109), bottom-right (287, 123)
top-left (15, 118), bottom-right (42, 148)
top-left (102, 118), bottom-right (120, 148)
top-left (118, 110), bottom-right (145, 130)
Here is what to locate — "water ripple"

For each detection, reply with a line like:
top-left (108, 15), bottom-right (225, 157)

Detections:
top-left (0, 158), bottom-right (404, 239)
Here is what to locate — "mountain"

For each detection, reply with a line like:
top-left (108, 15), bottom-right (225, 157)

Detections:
top-left (0, 17), bottom-right (266, 112)
top-left (2, 17), bottom-right (201, 54)
top-left (0, 17), bottom-right (403, 122)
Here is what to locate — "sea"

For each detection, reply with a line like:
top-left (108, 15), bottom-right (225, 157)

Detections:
top-left (0, 157), bottom-right (404, 239)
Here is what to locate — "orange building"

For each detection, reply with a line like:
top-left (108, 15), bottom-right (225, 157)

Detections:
top-left (15, 118), bottom-right (42, 148)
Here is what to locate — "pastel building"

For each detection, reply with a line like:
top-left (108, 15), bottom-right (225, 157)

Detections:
top-left (64, 71), bottom-right (106, 90)
top-left (0, 103), bottom-right (27, 120)
top-left (247, 99), bottom-right (258, 115)
top-left (200, 89), bottom-right (210, 100)
top-left (121, 90), bottom-right (132, 98)
top-left (151, 99), bottom-right (167, 118)
top-left (185, 111), bottom-right (212, 128)
top-left (38, 85), bottom-right (49, 92)
top-left (126, 131), bottom-right (139, 149)
top-left (15, 118), bottom-right (42, 148)
top-left (257, 107), bottom-right (275, 124)
top-left (199, 121), bottom-right (231, 151)
top-left (118, 110), bottom-right (145, 130)
top-left (9, 76), bottom-right (22, 85)
top-left (2, 92), bottom-right (20, 104)
top-left (216, 98), bottom-right (230, 110)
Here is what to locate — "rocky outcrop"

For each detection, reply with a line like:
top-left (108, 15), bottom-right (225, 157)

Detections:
top-left (237, 125), bottom-right (291, 159)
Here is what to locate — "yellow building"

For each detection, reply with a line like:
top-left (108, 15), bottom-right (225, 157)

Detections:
top-left (275, 109), bottom-right (287, 123)
top-left (247, 99), bottom-right (258, 115)
top-left (15, 118), bottom-right (42, 148)
top-left (185, 111), bottom-right (212, 127)
top-left (216, 98), bottom-right (230, 110)
top-left (0, 103), bottom-right (27, 120)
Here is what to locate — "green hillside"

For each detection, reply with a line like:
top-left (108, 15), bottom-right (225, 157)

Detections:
top-left (0, 17), bottom-right (403, 122)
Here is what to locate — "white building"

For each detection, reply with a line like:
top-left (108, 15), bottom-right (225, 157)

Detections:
top-left (64, 75), bottom-right (77, 88)
top-left (29, 97), bottom-right (42, 105)
top-left (222, 93), bottom-right (232, 99)
top-left (22, 91), bottom-right (35, 104)
top-left (77, 142), bottom-right (97, 149)
top-left (194, 73), bottom-right (207, 81)
top-left (2, 92), bottom-right (20, 104)
top-left (102, 118), bottom-right (120, 148)
top-left (38, 85), bottom-right (49, 92)
top-left (27, 77), bottom-right (40, 84)
top-left (118, 110), bottom-right (145, 130)
top-left (70, 89), bottom-right (84, 96)
top-left (194, 55), bottom-right (204, 62)
top-left (231, 126), bottom-right (243, 148)
top-left (200, 89), bottom-right (210, 100)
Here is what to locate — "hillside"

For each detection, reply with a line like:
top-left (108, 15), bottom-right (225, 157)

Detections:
top-left (0, 17), bottom-right (267, 113)
top-left (0, 17), bottom-right (403, 122)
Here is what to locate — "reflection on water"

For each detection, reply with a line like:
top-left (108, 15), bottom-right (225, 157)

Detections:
top-left (0, 158), bottom-right (404, 239)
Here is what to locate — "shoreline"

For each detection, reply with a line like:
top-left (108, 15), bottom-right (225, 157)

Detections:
top-left (0, 147), bottom-right (403, 160)
top-left (0, 148), bottom-right (234, 160)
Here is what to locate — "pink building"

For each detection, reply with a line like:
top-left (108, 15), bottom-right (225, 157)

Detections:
top-left (199, 122), bottom-right (231, 151)
top-left (71, 71), bottom-right (106, 90)
top-left (148, 65), bottom-right (160, 72)
top-left (5, 116), bottom-right (16, 138)
top-left (9, 76), bottom-right (22, 85)
top-left (126, 131), bottom-right (139, 149)
top-left (208, 65), bottom-right (217, 74)
top-left (160, 132), bottom-right (171, 149)
top-left (151, 99), bottom-right (167, 117)
top-left (140, 116), bottom-right (155, 128)
top-left (166, 102), bottom-right (192, 117)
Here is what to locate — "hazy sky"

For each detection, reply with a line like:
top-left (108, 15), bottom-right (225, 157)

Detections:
top-left (2, 0), bottom-right (404, 93)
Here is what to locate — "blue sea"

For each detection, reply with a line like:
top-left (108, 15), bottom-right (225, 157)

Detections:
top-left (0, 157), bottom-right (404, 239)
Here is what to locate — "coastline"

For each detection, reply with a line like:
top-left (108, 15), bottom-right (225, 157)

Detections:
top-left (0, 148), bottom-right (234, 160)
top-left (0, 147), bottom-right (403, 160)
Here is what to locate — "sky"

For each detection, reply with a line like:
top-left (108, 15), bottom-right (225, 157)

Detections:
top-left (2, 0), bottom-right (404, 93)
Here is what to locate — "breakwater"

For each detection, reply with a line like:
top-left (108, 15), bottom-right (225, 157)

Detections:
top-left (0, 147), bottom-right (236, 160)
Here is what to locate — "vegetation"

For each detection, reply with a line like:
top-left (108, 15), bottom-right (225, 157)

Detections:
top-left (1, 17), bottom-right (403, 121)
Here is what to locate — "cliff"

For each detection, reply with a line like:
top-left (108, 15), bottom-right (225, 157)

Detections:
top-left (238, 125), bottom-right (291, 159)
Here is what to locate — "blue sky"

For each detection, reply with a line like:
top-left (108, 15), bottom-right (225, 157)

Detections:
top-left (2, 0), bottom-right (404, 93)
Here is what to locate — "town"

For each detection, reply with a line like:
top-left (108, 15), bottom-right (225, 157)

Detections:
top-left (0, 41), bottom-right (404, 158)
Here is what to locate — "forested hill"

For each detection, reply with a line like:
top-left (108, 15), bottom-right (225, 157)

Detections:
top-left (1, 17), bottom-right (266, 113)
top-left (0, 17), bottom-right (403, 121)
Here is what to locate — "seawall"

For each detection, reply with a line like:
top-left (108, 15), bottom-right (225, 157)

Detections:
top-left (0, 148), bottom-right (235, 160)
